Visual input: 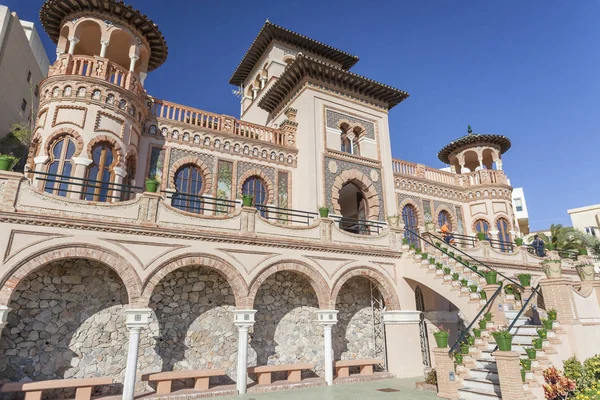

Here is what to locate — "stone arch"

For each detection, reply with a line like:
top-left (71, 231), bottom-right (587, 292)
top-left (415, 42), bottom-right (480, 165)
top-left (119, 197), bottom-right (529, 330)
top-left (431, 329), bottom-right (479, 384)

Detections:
top-left (86, 134), bottom-right (124, 166)
top-left (397, 198), bottom-right (424, 226)
top-left (140, 254), bottom-right (248, 307)
top-left (237, 168), bottom-right (274, 204)
top-left (332, 169), bottom-right (380, 220)
top-left (331, 266), bottom-right (400, 310)
top-left (435, 204), bottom-right (457, 231)
top-left (168, 156), bottom-right (213, 192)
top-left (43, 128), bottom-right (84, 158)
top-left (472, 216), bottom-right (492, 235)
top-left (0, 244), bottom-right (142, 306)
top-left (493, 213), bottom-right (512, 229)
top-left (246, 260), bottom-right (331, 309)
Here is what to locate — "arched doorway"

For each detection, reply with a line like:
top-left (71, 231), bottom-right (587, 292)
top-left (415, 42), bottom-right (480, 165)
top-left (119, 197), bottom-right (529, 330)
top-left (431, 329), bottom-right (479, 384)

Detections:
top-left (402, 204), bottom-right (420, 248)
top-left (415, 286), bottom-right (431, 367)
top-left (338, 181), bottom-right (368, 234)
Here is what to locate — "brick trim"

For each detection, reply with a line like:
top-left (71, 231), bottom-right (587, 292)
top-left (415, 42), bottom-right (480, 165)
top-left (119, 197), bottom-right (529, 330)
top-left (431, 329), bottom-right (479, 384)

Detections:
top-left (330, 266), bottom-right (400, 310)
top-left (87, 135), bottom-right (124, 166)
top-left (246, 260), bottom-right (331, 309)
top-left (140, 254), bottom-right (248, 307)
top-left (237, 168), bottom-right (274, 203)
top-left (168, 156), bottom-right (213, 192)
top-left (0, 244), bottom-right (142, 306)
top-left (397, 198), bottom-right (423, 226)
top-left (331, 169), bottom-right (380, 220)
top-left (44, 128), bottom-right (84, 158)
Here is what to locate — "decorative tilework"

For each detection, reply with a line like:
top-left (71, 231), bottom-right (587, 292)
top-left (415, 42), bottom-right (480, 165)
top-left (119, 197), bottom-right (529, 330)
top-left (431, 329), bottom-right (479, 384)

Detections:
top-left (423, 200), bottom-right (432, 223)
top-left (325, 157), bottom-right (384, 220)
top-left (237, 161), bottom-right (276, 189)
top-left (168, 149), bottom-right (215, 174)
top-left (148, 147), bottom-right (164, 180)
top-left (326, 110), bottom-right (375, 140)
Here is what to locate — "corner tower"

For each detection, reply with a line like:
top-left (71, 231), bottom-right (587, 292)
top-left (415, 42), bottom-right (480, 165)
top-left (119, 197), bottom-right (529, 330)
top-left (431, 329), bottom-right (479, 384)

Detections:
top-left (29, 0), bottom-right (167, 200)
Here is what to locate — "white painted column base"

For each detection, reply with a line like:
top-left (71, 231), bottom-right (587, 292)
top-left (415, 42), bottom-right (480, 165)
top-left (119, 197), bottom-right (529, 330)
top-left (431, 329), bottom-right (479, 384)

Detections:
top-left (382, 310), bottom-right (423, 379)
top-left (316, 310), bottom-right (338, 385)
top-left (122, 308), bottom-right (152, 400)
top-left (233, 309), bottom-right (257, 394)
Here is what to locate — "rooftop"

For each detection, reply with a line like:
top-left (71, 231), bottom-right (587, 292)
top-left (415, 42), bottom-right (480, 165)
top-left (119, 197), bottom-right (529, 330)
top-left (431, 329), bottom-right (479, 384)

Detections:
top-left (437, 133), bottom-right (511, 164)
top-left (229, 21), bottom-right (359, 86)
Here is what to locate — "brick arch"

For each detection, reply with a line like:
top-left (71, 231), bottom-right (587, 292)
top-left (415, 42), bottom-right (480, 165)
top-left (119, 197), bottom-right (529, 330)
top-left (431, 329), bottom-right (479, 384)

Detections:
top-left (86, 134), bottom-right (124, 166)
top-left (435, 204), bottom-right (457, 232)
top-left (246, 260), bottom-right (331, 309)
top-left (493, 213), bottom-right (512, 229)
top-left (332, 169), bottom-right (380, 220)
top-left (168, 156), bottom-right (213, 192)
top-left (237, 168), bottom-right (274, 204)
top-left (43, 128), bottom-right (84, 158)
top-left (140, 254), bottom-right (248, 307)
top-left (397, 198), bottom-right (424, 228)
top-left (331, 266), bottom-right (400, 311)
top-left (0, 244), bottom-right (142, 306)
top-left (472, 216), bottom-right (492, 235)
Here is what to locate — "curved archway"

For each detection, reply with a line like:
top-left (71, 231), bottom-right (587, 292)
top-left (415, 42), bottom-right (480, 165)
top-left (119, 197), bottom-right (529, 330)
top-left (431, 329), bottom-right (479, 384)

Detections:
top-left (105, 29), bottom-right (134, 70)
top-left (338, 181), bottom-right (368, 234)
top-left (73, 20), bottom-right (102, 56)
top-left (330, 266), bottom-right (400, 311)
top-left (402, 203), bottom-right (420, 248)
top-left (437, 209), bottom-right (453, 231)
top-left (473, 218), bottom-right (491, 239)
top-left (495, 217), bottom-right (512, 252)
top-left (331, 170), bottom-right (380, 221)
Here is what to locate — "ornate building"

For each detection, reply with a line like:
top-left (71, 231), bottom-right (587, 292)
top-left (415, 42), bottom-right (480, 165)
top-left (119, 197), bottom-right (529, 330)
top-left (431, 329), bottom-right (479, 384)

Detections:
top-left (1, 1), bottom-right (598, 400)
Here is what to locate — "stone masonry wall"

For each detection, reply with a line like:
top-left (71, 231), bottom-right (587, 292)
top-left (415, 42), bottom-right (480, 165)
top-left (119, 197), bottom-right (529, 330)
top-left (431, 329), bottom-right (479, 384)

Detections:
top-left (0, 260), bottom-right (130, 399)
top-left (333, 277), bottom-right (377, 361)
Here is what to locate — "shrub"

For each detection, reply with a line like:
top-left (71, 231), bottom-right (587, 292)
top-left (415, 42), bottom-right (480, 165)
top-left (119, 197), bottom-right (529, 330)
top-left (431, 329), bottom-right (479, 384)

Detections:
top-left (425, 369), bottom-right (437, 385)
top-left (543, 366), bottom-right (576, 400)
top-left (563, 356), bottom-right (587, 389)
top-left (583, 355), bottom-right (600, 383)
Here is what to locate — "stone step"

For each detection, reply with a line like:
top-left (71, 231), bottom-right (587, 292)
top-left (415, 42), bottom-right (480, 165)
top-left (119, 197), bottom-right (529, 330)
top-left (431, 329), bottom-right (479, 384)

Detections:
top-left (458, 386), bottom-right (502, 400)
top-left (474, 359), bottom-right (497, 371)
top-left (462, 378), bottom-right (501, 395)
top-left (510, 325), bottom-right (541, 336)
top-left (470, 368), bottom-right (500, 384)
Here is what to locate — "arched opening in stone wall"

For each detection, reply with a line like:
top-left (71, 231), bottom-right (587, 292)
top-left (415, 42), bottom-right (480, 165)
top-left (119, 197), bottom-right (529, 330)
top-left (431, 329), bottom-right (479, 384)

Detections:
top-left (141, 266), bottom-right (238, 390)
top-left (73, 20), bottom-right (101, 57)
top-left (0, 259), bottom-right (129, 399)
top-left (463, 150), bottom-right (480, 172)
top-left (333, 277), bottom-right (384, 371)
top-left (105, 30), bottom-right (133, 70)
top-left (482, 148), bottom-right (495, 169)
top-left (338, 181), bottom-right (369, 234)
top-left (250, 271), bottom-right (322, 380)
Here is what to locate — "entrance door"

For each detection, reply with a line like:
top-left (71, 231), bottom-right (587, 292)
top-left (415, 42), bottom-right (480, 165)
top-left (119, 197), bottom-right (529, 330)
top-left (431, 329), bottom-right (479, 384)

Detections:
top-left (415, 286), bottom-right (431, 367)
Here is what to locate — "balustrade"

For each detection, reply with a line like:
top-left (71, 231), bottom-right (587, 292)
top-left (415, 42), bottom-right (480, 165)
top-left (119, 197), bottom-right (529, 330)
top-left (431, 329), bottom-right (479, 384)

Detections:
top-left (392, 160), bottom-right (417, 176)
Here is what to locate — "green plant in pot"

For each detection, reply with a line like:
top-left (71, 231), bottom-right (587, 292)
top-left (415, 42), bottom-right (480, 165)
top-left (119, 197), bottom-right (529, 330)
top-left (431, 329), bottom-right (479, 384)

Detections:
top-left (541, 318), bottom-right (553, 330)
top-left (514, 292), bottom-right (522, 301)
top-left (466, 336), bottom-right (475, 346)
top-left (491, 328), bottom-right (513, 351)
top-left (473, 328), bottom-right (481, 338)
top-left (484, 270), bottom-right (498, 284)
top-left (436, 263), bottom-right (443, 270)
top-left (532, 338), bottom-right (543, 349)
top-left (318, 206), bottom-right (329, 218)
top-left (415, 248), bottom-right (421, 255)
top-left (515, 237), bottom-right (524, 246)
top-left (542, 259), bottom-right (562, 278)
top-left (469, 284), bottom-right (478, 293)
top-left (504, 284), bottom-right (514, 295)
top-left (484, 312), bottom-right (492, 322)
top-left (460, 279), bottom-right (468, 287)
top-left (537, 328), bottom-right (547, 339)
top-left (547, 309), bottom-right (557, 321)
top-left (429, 257), bottom-right (436, 264)
top-left (435, 242), bottom-right (442, 248)
top-left (0, 154), bottom-right (19, 171)
top-left (449, 251), bottom-right (455, 257)
top-left (517, 273), bottom-right (532, 287)
top-left (479, 319), bottom-right (487, 329)
top-left (525, 347), bottom-right (537, 360)
top-left (402, 238), bottom-right (409, 245)
top-left (433, 326), bottom-right (450, 348)
top-left (521, 358), bottom-right (532, 371)
top-left (521, 368), bottom-right (526, 383)
top-left (460, 343), bottom-right (470, 355)
top-left (443, 267), bottom-right (451, 275)
top-left (144, 175), bottom-right (159, 193)
top-left (477, 232), bottom-right (487, 241)
top-left (242, 194), bottom-right (254, 207)
top-left (480, 290), bottom-right (487, 300)
top-left (409, 244), bottom-right (415, 250)
top-left (454, 352), bottom-right (463, 365)
top-left (452, 273), bottom-right (460, 281)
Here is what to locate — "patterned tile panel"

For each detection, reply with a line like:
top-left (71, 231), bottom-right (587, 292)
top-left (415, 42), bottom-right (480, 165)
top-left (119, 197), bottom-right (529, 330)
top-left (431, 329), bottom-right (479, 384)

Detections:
top-left (326, 110), bottom-right (375, 140)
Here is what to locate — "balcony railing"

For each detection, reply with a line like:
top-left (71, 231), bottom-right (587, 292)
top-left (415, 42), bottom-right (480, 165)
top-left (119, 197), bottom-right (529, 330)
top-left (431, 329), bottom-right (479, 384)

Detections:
top-left (34, 171), bottom-right (141, 202)
top-left (331, 215), bottom-right (387, 235)
top-left (255, 204), bottom-right (318, 226)
top-left (149, 99), bottom-right (292, 148)
top-left (163, 191), bottom-right (239, 215)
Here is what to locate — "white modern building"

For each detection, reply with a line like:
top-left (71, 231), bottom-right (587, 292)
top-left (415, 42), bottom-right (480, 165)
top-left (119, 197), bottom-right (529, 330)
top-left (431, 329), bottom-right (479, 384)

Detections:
top-left (568, 204), bottom-right (600, 237)
top-left (0, 6), bottom-right (50, 138)
top-left (511, 187), bottom-right (529, 234)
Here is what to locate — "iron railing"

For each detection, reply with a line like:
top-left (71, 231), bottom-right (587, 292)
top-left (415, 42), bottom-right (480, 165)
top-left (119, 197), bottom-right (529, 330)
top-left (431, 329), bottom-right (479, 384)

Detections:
top-left (163, 191), bottom-right (238, 215)
top-left (331, 215), bottom-right (387, 235)
top-left (35, 171), bottom-right (141, 201)
top-left (255, 204), bottom-right (318, 226)
top-left (524, 244), bottom-right (578, 260)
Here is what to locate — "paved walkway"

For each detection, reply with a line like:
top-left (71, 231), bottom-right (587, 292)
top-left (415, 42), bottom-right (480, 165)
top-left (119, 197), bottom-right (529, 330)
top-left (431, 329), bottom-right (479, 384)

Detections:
top-left (222, 378), bottom-right (437, 400)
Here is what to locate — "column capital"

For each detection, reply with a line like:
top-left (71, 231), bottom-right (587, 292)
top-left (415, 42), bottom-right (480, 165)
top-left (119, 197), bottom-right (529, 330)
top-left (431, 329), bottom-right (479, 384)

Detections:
top-left (68, 36), bottom-right (80, 44)
top-left (233, 309), bottom-right (257, 328)
top-left (114, 167), bottom-right (127, 178)
top-left (100, 38), bottom-right (110, 46)
top-left (316, 309), bottom-right (338, 326)
top-left (129, 54), bottom-right (140, 61)
top-left (0, 305), bottom-right (11, 324)
top-left (124, 308), bottom-right (152, 331)
top-left (382, 310), bottom-right (421, 325)
top-left (34, 155), bottom-right (49, 164)
top-left (72, 157), bottom-right (93, 166)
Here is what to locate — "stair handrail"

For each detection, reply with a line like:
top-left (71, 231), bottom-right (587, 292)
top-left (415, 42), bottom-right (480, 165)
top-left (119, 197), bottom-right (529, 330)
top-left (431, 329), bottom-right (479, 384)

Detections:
top-left (404, 227), bottom-right (484, 278)
top-left (448, 283), bottom-right (503, 355)
top-left (424, 231), bottom-right (526, 292)
top-left (491, 283), bottom-right (542, 352)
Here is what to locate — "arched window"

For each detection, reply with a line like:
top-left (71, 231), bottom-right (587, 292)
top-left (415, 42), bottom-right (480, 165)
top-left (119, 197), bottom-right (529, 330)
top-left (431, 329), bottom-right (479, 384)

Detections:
top-left (92, 89), bottom-right (101, 100)
top-left (106, 94), bottom-right (115, 105)
top-left (173, 164), bottom-right (204, 213)
top-left (496, 218), bottom-right (511, 252)
top-left (118, 99), bottom-right (127, 110)
top-left (77, 87), bottom-right (86, 97)
top-left (44, 136), bottom-right (76, 197)
top-left (242, 176), bottom-right (267, 205)
top-left (474, 219), bottom-right (490, 240)
top-left (402, 204), bottom-right (420, 248)
top-left (84, 143), bottom-right (116, 202)
top-left (52, 87), bottom-right (59, 97)
top-left (340, 128), bottom-right (360, 155)
top-left (121, 156), bottom-right (137, 201)
top-left (438, 210), bottom-right (452, 230)
top-left (63, 86), bottom-right (72, 96)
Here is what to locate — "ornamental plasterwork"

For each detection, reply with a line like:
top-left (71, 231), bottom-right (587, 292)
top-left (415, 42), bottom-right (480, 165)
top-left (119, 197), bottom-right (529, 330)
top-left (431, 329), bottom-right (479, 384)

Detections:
top-left (395, 177), bottom-right (511, 203)
top-left (370, 169), bottom-right (379, 182)
top-left (168, 148), bottom-right (216, 180)
top-left (52, 105), bottom-right (87, 129)
top-left (326, 110), bottom-right (375, 140)
top-left (328, 160), bottom-right (338, 174)
top-left (94, 110), bottom-right (125, 138)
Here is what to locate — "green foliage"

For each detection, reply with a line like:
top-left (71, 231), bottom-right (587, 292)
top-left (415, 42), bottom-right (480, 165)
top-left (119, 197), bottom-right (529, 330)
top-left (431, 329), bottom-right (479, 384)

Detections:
top-left (402, 238), bottom-right (408, 245)
top-left (452, 273), bottom-right (459, 280)
top-left (443, 267), bottom-right (451, 275)
top-left (429, 257), bottom-right (436, 263)
top-left (425, 369), bottom-right (437, 385)
top-left (561, 355), bottom-right (600, 398)
top-left (577, 231), bottom-right (600, 257)
top-left (469, 284), bottom-right (478, 293)
top-left (528, 223), bottom-right (581, 250)
top-left (460, 279), bottom-right (468, 286)
top-left (421, 253), bottom-right (428, 259)
top-left (537, 328), bottom-right (548, 339)
top-left (491, 329), bottom-right (512, 339)
top-left (563, 356), bottom-right (587, 389)
top-left (583, 355), bottom-right (600, 383)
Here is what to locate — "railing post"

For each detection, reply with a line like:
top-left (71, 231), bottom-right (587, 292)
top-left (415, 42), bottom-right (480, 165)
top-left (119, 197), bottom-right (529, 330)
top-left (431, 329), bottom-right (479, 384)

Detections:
top-left (482, 284), bottom-right (508, 326)
top-left (320, 218), bottom-right (333, 243)
top-left (0, 171), bottom-right (25, 212)
top-left (241, 206), bottom-right (257, 234)
top-left (538, 278), bottom-right (578, 325)
top-left (432, 348), bottom-right (460, 399)
top-left (494, 351), bottom-right (527, 400)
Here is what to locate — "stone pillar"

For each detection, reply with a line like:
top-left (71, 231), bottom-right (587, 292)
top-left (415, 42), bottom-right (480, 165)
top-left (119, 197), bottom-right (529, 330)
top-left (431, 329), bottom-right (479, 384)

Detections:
top-left (382, 310), bottom-right (423, 378)
top-left (71, 157), bottom-right (93, 200)
top-left (539, 278), bottom-right (578, 325)
top-left (241, 207), bottom-right (257, 234)
top-left (316, 310), bottom-right (338, 385)
top-left (55, 49), bottom-right (64, 61)
top-left (432, 347), bottom-right (459, 399)
top-left (129, 54), bottom-right (139, 72)
top-left (233, 309), bottom-right (257, 394)
top-left (252, 87), bottom-right (258, 100)
top-left (494, 351), bottom-right (526, 400)
top-left (488, 230), bottom-right (500, 242)
top-left (33, 156), bottom-right (49, 189)
top-left (0, 306), bottom-right (11, 339)
top-left (259, 76), bottom-right (267, 89)
top-left (320, 218), bottom-right (333, 243)
top-left (113, 166), bottom-right (127, 202)
top-left (482, 284), bottom-right (508, 326)
top-left (122, 308), bottom-right (152, 400)
top-left (100, 38), bottom-right (109, 58)
top-left (140, 72), bottom-right (148, 86)
top-left (67, 36), bottom-right (79, 55)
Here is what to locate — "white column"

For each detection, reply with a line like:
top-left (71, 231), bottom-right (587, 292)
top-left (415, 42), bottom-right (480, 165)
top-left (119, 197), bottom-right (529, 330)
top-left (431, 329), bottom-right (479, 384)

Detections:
top-left (316, 310), bottom-right (338, 385)
top-left (67, 37), bottom-right (79, 55)
top-left (233, 309), bottom-right (257, 394)
top-left (129, 54), bottom-right (139, 72)
top-left (33, 155), bottom-right (49, 189)
top-left (71, 157), bottom-right (93, 200)
top-left (113, 166), bottom-right (127, 202)
top-left (0, 306), bottom-right (11, 338)
top-left (139, 72), bottom-right (148, 86)
top-left (259, 76), bottom-right (267, 89)
top-left (55, 49), bottom-right (64, 61)
top-left (100, 38), bottom-right (110, 58)
top-left (122, 308), bottom-right (152, 400)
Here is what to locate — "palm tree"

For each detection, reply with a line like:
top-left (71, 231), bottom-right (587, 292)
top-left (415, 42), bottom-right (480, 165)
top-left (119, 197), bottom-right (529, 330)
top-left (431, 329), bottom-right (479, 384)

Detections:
top-left (528, 224), bottom-right (581, 250)
top-left (576, 231), bottom-right (600, 257)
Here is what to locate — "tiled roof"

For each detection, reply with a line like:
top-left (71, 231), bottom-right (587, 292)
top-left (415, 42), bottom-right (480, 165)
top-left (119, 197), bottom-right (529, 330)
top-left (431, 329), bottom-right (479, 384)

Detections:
top-left (258, 54), bottom-right (409, 113)
top-left (229, 21), bottom-right (359, 86)
top-left (438, 134), bottom-right (511, 163)
top-left (40, 0), bottom-right (168, 71)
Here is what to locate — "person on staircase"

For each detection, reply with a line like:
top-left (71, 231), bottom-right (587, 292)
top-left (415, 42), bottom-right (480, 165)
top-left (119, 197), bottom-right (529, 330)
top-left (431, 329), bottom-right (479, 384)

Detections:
top-left (440, 222), bottom-right (455, 245)
top-left (532, 235), bottom-right (546, 257)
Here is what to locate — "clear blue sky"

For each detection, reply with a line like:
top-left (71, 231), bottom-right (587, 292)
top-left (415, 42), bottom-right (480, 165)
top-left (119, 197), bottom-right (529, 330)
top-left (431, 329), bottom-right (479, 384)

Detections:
top-left (6, 0), bottom-right (599, 231)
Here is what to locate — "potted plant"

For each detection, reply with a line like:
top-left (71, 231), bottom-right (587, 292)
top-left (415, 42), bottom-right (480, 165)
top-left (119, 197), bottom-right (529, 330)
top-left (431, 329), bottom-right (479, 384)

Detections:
top-left (480, 290), bottom-right (487, 300)
top-left (454, 352), bottom-right (463, 365)
top-left (0, 154), bottom-right (19, 171)
top-left (479, 319), bottom-right (487, 329)
top-left (473, 328), bottom-right (481, 338)
top-left (469, 284), bottom-right (478, 293)
top-left (521, 358), bottom-right (532, 371)
top-left (532, 338), bottom-right (543, 349)
top-left (521, 368), bottom-right (526, 383)
top-left (460, 279), bottom-right (468, 287)
top-left (421, 253), bottom-right (429, 259)
top-left (537, 328), bottom-right (547, 339)
top-left (541, 318), bottom-right (553, 330)
top-left (525, 347), bottom-right (536, 360)
top-left (515, 292), bottom-right (522, 301)
top-left (449, 251), bottom-right (455, 257)
top-left (547, 309), bottom-right (557, 321)
top-left (242, 194), bottom-right (254, 207)
top-left (575, 262), bottom-right (595, 281)
top-left (429, 257), bottom-right (436, 264)
top-left (477, 232), bottom-right (487, 241)
top-left (460, 343), bottom-right (470, 355)
top-left (484, 312), bottom-right (492, 322)
top-left (319, 206), bottom-right (330, 218)
top-left (387, 214), bottom-right (400, 227)
top-left (542, 259), bottom-right (562, 278)
top-left (443, 267), bottom-right (451, 275)
top-left (504, 284), bottom-right (514, 295)
top-left (491, 328), bottom-right (513, 351)
top-left (433, 326), bottom-right (450, 348)
top-left (515, 237), bottom-right (524, 246)
top-left (484, 270), bottom-right (498, 284)
top-left (578, 248), bottom-right (588, 256)
top-left (467, 336), bottom-right (475, 346)
top-left (435, 242), bottom-right (442, 248)
top-left (415, 248), bottom-right (421, 255)
top-left (436, 262), bottom-right (443, 270)
top-left (452, 273), bottom-right (460, 281)
top-left (144, 175), bottom-right (159, 193)
top-left (517, 273), bottom-right (532, 287)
